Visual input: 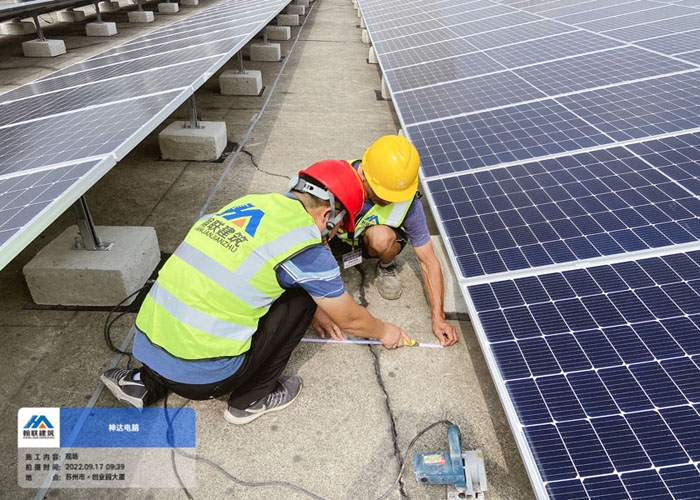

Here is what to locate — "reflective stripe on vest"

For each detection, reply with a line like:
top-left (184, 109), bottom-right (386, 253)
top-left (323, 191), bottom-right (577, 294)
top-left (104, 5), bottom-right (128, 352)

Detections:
top-left (136, 194), bottom-right (320, 360)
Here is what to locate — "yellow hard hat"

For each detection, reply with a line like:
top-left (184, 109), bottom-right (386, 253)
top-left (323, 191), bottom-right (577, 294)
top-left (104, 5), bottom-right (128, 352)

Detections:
top-left (361, 135), bottom-right (419, 203)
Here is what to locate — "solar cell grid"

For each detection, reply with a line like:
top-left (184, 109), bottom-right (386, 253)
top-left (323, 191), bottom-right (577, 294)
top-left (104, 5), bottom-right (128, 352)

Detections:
top-left (407, 101), bottom-right (612, 177)
top-left (556, 71), bottom-right (700, 142)
top-left (466, 251), bottom-right (700, 498)
top-left (483, 30), bottom-right (623, 68)
top-left (427, 146), bottom-right (700, 278)
top-left (603, 12), bottom-right (700, 42)
top-left (554, 0), bottom-right (660, 24)
top-left (394, 71), bottom-right (546, 123)
top-left (379, 37), bottom-right (478, 68)
top-left (576, 4), bottom-right (694, 32)
top-left (635, 28), bottom-right (700, 55)
top-left (367, 19), bottom-right (448, 43)
top-left (464, 19), bottom-right (575, 51)
top-left (513, 46), bottom-right (695, 97)
top-left (447, 11), bottom-right (541, 38)
top-left (677, 50), bottom-right (700, 65)
top-left (384, 52), bottom-right (505, 92)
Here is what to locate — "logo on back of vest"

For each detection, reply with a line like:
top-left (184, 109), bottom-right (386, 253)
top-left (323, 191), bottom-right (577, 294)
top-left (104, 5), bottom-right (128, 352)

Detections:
top-left (217, 203), bottom-right (265, 237)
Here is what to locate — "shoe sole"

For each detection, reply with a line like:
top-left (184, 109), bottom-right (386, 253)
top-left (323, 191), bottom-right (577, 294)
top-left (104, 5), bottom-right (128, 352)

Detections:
top-left (100, 374), bottom-right (144, 409)
top-left (224, 383), bottom-right (303, 425)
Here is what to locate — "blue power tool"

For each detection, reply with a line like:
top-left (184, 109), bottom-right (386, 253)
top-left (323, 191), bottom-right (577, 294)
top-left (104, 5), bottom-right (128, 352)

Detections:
top-left (413, 424), bottom-right (487, 499)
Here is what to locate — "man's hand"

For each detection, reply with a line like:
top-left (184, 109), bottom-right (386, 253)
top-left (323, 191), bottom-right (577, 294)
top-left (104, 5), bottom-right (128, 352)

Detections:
top-left (311, 308), bottom-right (345, 340)
top-left (432, 318), bottom-right (458, 346)
top-left (379, 322), bottom-right (413, 349)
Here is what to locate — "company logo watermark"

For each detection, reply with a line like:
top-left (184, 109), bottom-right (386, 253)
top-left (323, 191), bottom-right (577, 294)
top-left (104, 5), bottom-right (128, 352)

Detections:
top-left (18, 408), bottom-right (60, 448)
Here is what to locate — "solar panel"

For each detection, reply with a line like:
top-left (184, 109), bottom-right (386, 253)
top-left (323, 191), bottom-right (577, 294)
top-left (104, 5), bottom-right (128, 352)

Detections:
top-left (465, 250), bottom-right (700, 499)
top-left (356, 0), bottom-right (700, 497)
top-left (0, 0), bottom-right (291, 270)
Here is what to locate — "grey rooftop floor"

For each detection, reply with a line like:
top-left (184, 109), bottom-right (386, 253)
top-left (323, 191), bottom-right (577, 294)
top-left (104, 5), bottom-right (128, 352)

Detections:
top-left (0, 1), bottom-right (534, 498)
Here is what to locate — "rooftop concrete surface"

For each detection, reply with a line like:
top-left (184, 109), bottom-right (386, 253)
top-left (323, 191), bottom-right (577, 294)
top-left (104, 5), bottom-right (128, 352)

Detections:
top-left (0, 0), bottom-right (534, 499)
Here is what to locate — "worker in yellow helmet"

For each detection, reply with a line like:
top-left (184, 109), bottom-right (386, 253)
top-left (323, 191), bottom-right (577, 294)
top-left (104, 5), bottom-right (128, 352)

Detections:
top-left (322, 135), bottom-right (458, 347)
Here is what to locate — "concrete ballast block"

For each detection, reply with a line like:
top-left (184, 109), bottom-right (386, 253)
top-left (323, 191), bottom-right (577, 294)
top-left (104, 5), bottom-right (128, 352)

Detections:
top-left (429, 236), bottom-right (468, 316)
top-left (159, 121), bottom-right (227, 161)
top-left (23, 226), bottom-right (160, 307)
top-left (277, 14), bottom-right (299, 26)
top-left (220, 70), bottom-right (262, 96)
top-left (86, 22), bottom-right (118, 36)
top-left (361, 28), bottom-right (370, 44)
top-left (0, 20), bottom-right (36, 35)
top-left (58, 10), bottom-right (86, 22)
top-left (128, 10), bottom-right (154, 22)
top-left (22, 39), bottom-right (67, 58)
top-left (380, 74), bottom-right (391, 100)
top-left (368, 45), bottom-right (378, 64)
top-left (296, 0), bottom-right (310, 6)
top-left (287, 5), bottom-right (305, 15)
top-left (181, 0), bottom-right (199, 5)
top-left (158, 2), bottom-right (179, 13)
top-left (266, 25), bottom-right (290, 41)
top-left (249, 43), bottom-right (281, 62)
top-left (98, 1), bottom-right (120, 11)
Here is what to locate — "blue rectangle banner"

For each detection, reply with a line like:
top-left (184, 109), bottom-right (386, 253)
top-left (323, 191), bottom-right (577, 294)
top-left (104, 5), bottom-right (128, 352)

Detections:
top-left (59, 408), bottom-right (195, 448)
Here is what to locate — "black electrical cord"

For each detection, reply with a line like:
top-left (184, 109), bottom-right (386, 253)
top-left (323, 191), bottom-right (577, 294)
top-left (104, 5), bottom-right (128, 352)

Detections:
top-left (103, 283), bottom-right (151, 358)
top-left (159, 387), bottom-right (456, 500)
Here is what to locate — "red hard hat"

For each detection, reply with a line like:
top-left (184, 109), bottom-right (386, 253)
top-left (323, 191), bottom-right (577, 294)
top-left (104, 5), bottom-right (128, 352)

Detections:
top-left (298, 159), bottom-right (366, 232)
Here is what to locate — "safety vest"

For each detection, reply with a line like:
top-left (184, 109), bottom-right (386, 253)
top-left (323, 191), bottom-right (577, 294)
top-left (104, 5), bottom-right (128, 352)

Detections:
top-left (136, 194), bottom-right (321, 360)
top-left (339, 160), bottom-right (412, 245)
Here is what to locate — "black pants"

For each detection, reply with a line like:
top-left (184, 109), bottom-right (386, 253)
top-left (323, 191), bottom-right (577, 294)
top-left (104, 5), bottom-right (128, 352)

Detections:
top-left (139, 288), bottom-right (316, 409)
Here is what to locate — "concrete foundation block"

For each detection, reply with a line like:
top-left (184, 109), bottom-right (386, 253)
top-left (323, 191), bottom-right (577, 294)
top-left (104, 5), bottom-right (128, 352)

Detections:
top-left (23, 226), bottom-right (160, 307)
top-left (360, 16), bottom-right (366, 28)
top-left (368, 45), bottom-right (377, 64)
top-left (277, 13), bottom-right (299, 26)
top-left (266, 25), bottom-right (290, 41)
top-left (58, 10), bottom-right (86, 22)
top-left (361, 28), bottom-right (370, 44)
top-left (181, 0), bottom-right (199, 5)
top-left (117, 0), bottom-right (136, 6)
top-left (128, 10), bottom-right (154, 22)
top-left (220, 70), bottom-right (262, 96)
top-left (22, 39), bottom-right (66, 58)
top-left (98, 1), bottom-right (120, 11)
top-left (249, 43), bottom-right (281, 62)
top-left (86, 21), bottom-right (117, 36)
top-left (0, 20), bottom-right (36, 35)
top-left (296, 0), bottom-right (310, 6)
top-left (430, 236), bottom-right (468, 317)
top-left (158, 2), bottom-right (179, 13)
top-left (159, 121), bottom-right (227, 161)
top-left (286, 4), bottom-right (305, 15)
top-left (380, 74), bottom-right (391, 100)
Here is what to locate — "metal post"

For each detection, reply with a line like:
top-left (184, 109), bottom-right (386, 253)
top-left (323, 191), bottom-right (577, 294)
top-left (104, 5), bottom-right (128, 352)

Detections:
top-left (94, 2), bottom-right (103, 23)
top-left (237, 51), bottom-right (244, 73)
top-left (136, 0), bottom-right (143, 11)
top-left (72, 197), bottom-right (112, 250)
top-left (32, 16), bottom-right (46, 41)
top-left (263, 27), bottom-right (268, 45)
top-left (186, 95), bottom-right (201, 129)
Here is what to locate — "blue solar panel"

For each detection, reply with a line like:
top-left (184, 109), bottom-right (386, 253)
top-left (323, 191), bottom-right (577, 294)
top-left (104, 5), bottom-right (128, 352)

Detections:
top-left (556, 71), bottom-right (700, 142)
top-left (356, 0), bottom-right (700, 497)
top-left (513, 46), bottom-right (695, 97)
top-left (407, 103), bottom-right (613, 176)
top-left (467, 250), bottom-right (700, 499)
top-left (394, 72), bottom-right (546, 123)
top-left (427, 145), bottom-right (700, 278)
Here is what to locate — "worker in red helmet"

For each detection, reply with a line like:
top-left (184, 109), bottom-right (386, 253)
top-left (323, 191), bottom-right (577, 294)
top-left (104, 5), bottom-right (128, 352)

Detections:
top-left (324, 135), bottom-right (458, 347)
top-left (100, 159), bottom-right (411, 424)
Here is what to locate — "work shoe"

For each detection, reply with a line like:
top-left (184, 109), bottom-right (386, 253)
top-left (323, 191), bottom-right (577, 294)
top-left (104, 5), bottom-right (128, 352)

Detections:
top-left (376, 261), bottom-right (402, 300)
top-left (224, 376), bottom-right (303, 425)
top-left (100, 368), bottom-right (148, 409)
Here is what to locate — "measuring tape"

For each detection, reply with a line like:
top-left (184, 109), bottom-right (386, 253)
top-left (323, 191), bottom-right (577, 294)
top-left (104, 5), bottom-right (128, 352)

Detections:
top-left (301, 338), bottom-right (443, 348)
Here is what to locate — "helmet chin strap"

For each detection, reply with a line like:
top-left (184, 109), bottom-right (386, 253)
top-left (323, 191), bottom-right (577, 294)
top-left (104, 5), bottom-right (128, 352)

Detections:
top-left (289, 175), bottom-right (346, 238)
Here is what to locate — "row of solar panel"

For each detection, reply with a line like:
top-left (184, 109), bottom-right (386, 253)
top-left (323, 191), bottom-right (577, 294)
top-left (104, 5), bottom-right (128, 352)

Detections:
top-left (357, 0), bottom-right (700, 499)
top-left (0, 0), bottom-right (292, 269)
